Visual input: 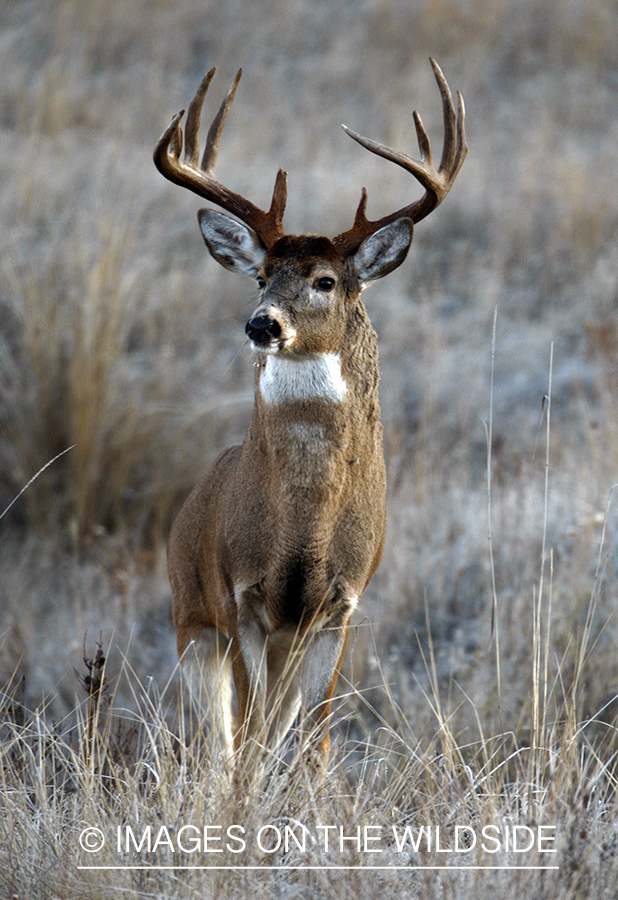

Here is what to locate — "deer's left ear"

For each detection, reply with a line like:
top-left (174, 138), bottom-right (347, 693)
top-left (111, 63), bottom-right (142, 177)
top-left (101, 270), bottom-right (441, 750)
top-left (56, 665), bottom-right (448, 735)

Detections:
top-left (353, 218), bottom-right (413, 288)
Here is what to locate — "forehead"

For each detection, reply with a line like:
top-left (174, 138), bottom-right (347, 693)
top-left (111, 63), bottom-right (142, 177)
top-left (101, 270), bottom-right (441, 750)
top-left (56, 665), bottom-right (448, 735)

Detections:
top-left (263, 235), bottom-right (344, 278)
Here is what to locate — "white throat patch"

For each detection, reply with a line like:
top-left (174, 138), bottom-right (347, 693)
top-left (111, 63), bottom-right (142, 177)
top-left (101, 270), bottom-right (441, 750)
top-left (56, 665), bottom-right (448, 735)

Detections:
top-left (259, 354), bottom-right (348, 406)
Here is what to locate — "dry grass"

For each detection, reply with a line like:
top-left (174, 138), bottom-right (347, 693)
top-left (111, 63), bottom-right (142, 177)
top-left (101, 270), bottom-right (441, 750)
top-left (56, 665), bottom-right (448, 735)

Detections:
top-left (1, 600), bottom-right (617, 899)
top-left (1, 0), bottom-right (618, 895)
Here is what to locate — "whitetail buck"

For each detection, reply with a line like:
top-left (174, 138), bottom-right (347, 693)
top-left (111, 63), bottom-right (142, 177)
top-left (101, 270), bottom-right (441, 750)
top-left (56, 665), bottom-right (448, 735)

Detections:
top-left (154, 60), bottom-right (466, 771)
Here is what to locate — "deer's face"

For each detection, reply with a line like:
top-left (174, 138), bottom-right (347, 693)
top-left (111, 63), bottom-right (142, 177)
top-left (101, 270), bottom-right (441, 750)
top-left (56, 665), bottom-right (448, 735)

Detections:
top-left (198, 209), bottom-right (413, 357)
top-left (246, 236), bottom-right (352, 356)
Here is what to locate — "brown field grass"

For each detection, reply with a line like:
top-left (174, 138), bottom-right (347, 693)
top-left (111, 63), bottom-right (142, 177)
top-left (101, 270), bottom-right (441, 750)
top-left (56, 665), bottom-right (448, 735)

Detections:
top-left (1, 0), bottom-right (618, 896)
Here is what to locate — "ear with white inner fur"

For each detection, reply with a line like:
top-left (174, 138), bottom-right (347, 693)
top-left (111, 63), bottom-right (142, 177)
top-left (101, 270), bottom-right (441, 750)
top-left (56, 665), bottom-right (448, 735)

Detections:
top-left (353, 217), bottom-right (413, 288)
top-left (198, 209), bottom-right (266, 277)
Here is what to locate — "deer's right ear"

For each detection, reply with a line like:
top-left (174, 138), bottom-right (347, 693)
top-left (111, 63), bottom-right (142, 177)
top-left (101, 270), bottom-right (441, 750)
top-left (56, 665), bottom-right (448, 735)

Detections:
top-left (198, 209), bottom-right (266, 277)
top-left (353, 218), bottom-right (413, 288)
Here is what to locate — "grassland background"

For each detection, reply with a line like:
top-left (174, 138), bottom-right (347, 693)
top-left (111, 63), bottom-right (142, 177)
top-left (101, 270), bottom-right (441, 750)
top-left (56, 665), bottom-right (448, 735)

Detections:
top-left (1, 0), bottom-right (618, 897)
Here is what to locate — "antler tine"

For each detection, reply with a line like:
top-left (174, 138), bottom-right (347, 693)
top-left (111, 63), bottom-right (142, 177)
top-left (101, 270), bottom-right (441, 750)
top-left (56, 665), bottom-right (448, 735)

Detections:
top-left (184, 67), bottom-right (216, 167)
top-left (430, 58), bottom-right (467, 185)
top-left (412, 110), bottom-right (432, 167)
top-left (201, 68), bottom-right (242, 172)
top-left (454, 91), bottom-right (467, 180)
top-left (333, 59), bottom-right (467, 256)
top-left (431, 58), bottom-right (455, 173)
top-left (269, 167), bottom-right (288, 233)
top-left (154, 69), bottom-right (287, 248)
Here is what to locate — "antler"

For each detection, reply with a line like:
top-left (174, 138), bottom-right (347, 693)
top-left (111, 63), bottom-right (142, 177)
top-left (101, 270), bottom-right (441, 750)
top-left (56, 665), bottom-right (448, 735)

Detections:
top-left (332, 58), bottom-right (467, 256)
top-left (153, 68), bottom-right (288, 249)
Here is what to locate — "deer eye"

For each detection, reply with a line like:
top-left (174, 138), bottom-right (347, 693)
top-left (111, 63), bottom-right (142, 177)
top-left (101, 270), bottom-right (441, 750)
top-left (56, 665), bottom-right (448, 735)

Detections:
top-left (257, 276), bottom-right (266, 290)
top-left (315, 277), bottom-right (335, 292)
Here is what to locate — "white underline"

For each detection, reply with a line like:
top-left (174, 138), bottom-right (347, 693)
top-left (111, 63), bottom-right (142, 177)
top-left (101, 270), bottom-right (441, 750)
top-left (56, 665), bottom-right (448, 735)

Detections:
top-left (78, 864), bottom-right (560, 871)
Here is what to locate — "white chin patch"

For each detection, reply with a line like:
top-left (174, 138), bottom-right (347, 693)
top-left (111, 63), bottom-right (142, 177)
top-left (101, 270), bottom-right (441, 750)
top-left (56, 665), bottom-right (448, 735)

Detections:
top-left (259, 354), bottom-right (348, 405)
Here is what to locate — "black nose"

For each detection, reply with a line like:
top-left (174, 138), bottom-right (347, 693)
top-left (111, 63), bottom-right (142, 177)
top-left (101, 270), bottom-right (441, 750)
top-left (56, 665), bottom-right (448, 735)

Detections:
top-left (245, 314), bottom-right (282, 344)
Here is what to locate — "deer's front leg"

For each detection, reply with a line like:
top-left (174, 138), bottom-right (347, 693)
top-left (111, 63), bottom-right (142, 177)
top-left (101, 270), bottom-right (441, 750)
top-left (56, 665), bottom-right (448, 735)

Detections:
top-left (230, 597), bottom-right (269, 763)
top-left (300, 616), bottom-right (350, 766)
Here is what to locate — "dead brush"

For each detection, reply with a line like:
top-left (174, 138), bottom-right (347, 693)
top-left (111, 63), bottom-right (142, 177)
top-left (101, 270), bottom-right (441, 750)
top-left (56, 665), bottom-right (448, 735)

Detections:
top-left (74, 634), bottom-right (109, 759)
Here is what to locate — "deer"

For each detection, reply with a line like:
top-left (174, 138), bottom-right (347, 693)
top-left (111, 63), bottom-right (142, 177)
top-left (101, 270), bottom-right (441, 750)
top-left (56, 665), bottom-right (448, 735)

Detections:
top-left (154, 59), bottom-right (466, 774)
